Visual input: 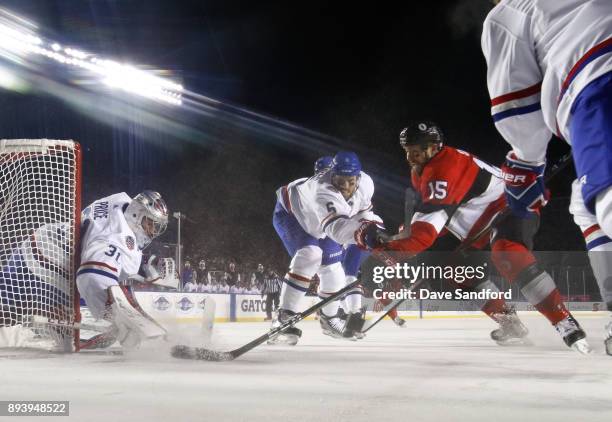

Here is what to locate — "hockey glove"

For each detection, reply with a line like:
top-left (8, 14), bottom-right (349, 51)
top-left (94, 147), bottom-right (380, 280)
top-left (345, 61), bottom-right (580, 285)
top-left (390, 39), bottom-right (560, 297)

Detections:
top-left (142, 254), bottom-right (161, 283)
top-left (501, 152), bottom-right (550, 219)
top-left (355, 220), bottom-right (386, 250)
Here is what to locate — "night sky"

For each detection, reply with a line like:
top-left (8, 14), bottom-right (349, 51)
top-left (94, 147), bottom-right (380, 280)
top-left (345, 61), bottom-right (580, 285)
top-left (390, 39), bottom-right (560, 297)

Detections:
top-left (0, 0), bottom-right (582, 263)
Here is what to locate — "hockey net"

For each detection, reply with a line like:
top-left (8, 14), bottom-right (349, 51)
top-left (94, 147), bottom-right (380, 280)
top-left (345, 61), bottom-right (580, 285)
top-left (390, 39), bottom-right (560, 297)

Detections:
top-left (0, 140), bottom-right (81, 351)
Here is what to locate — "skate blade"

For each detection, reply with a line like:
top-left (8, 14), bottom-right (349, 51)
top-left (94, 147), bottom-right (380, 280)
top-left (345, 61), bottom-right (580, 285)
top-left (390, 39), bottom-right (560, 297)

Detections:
top-left (393, 320), bottom-right (407, 328)
top-left (321, 329), bottom-right (345, 339)
top-left (495, 337), bottom-right (533, 347)
top-left (267, 333), bottom-right (299, 346)
top-left (571, 338), bottom-right (593, 355)
top-left (322, 330), bottom-right (358, 341)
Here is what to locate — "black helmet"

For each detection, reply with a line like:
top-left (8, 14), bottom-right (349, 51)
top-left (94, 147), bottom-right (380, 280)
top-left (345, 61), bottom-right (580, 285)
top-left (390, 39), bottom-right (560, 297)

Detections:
top-left (399, 121), bottom-right (445, 147)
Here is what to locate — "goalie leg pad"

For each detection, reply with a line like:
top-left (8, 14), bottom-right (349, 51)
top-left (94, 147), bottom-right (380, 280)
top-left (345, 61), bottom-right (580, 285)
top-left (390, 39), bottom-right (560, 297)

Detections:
top-left (108, 285), bottom-right (166, 349)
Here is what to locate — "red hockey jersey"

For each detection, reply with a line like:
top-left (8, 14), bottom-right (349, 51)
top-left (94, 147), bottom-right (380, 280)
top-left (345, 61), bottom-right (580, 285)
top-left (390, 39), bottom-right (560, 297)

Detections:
top-left (385, 146), bottom-right (506, 253)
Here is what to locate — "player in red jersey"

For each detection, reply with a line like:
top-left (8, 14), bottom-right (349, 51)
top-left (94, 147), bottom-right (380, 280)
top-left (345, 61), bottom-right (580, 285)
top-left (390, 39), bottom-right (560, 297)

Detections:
top-left (357, 122), bottom-right (591, 353)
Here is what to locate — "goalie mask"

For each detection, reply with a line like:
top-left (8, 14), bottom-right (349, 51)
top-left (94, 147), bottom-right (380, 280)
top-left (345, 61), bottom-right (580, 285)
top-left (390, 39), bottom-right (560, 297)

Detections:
top-left (125, 191), bottom-right (169, 249)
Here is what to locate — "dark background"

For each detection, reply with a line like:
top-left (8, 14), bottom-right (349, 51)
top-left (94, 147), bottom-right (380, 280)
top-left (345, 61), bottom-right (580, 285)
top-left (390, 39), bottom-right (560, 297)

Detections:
top-left (0, 0), bottom-right (582, 268)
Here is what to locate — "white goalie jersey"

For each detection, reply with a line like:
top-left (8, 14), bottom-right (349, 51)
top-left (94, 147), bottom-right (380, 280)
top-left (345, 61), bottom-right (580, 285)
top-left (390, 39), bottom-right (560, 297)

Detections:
top-left (277, 171), bottom-right (382, 244)
top-left (77, 193), bottom-right (142, 318)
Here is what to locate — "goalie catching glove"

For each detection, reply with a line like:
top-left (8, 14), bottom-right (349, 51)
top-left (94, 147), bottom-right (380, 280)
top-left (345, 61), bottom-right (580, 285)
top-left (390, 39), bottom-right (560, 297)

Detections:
top-left (141, 254), bottom-right (161, 283)
top-left (355, 220), bottom-right (386, 250)
top-left (501, 152), bottom-right (550, 219)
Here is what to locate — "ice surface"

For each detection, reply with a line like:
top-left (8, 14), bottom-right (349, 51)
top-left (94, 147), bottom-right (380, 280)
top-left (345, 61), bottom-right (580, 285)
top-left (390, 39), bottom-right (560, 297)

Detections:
top-left (1, 313), bottom-right (612, 422)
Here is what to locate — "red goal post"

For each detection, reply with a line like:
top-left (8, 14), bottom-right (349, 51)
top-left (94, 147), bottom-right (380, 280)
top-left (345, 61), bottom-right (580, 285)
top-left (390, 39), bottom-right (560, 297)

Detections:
top-left (0, 139), bottom-right (82, 351)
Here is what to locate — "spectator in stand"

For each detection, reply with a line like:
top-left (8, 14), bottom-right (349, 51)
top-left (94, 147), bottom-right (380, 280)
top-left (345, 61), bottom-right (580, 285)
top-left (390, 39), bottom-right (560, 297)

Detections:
top-left (229, 282), bottom-right (240, 294)
top-left (225, 261), bottom-right (240, 287)
top-left (197, 273), bottom-right (212, 293)
top-left (197, 280), bottom-right (209, 293)
top-left (218, 277), bottom-right (230, 294)
top-left (242, 280), bottom-right (251, 294)
top-left (262, 269), bottom-right (283, 321)
top-left (209, 278), bottom-right (219, 294)
top-left (251, 263), bottom-right (266, 290)
top-left (246, 280), bottom-right (260, 295)
top-left (180, 260), bottom-right (197, 288)
top-left (196, 259), bottom-right (211, 285)
top-left (183, 278), bottom-right (197, 293)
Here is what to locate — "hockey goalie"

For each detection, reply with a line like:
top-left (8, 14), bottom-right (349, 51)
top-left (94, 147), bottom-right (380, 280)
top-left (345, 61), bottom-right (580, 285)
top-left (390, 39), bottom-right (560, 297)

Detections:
top-left (76, 190), bottom-right (171, 350)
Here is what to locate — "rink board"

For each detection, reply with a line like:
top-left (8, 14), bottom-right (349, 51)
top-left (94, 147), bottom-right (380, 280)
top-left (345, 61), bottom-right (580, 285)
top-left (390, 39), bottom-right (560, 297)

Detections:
top-left (132, 291), bottom-right (605, 324)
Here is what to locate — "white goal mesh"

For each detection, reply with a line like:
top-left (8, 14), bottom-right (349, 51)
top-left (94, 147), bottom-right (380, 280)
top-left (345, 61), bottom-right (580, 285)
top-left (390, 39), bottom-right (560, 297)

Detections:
top-left (0, 139), bottom-right (81, 351)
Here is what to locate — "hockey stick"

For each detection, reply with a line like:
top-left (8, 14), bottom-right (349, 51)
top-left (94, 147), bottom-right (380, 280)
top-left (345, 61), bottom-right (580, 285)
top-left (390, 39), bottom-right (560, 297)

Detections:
top-left (29, 315), bottom-right (107, 332)
top-left (361, 278), bottom-right (425, 334)
top-left (379, 187), bottom-right (419, 242)
top-left (363, 152), bottom-right (574, 333)
top-left (171, 279), bottom-right (362, 361)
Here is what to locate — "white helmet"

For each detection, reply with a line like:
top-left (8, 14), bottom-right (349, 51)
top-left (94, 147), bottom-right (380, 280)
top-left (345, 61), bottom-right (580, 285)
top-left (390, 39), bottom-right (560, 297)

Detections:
top-left (124, 190), bottom-right (168, 249)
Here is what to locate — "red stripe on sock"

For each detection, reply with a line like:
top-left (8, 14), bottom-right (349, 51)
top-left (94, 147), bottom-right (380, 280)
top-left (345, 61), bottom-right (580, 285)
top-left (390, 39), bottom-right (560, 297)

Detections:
top-left (534, 289), bottom-right (570, 325)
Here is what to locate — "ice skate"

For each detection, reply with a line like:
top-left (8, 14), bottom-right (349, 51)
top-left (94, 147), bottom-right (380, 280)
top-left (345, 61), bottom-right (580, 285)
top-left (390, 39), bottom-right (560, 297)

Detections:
top-left (344, 310), bottom-right (366, 340)
top-left (393, 316), bottom-right (406, 328)
top-left (267, 309), bottom-right (302, 346)
top-left (554, 315), bottom-right (591, 354)
top-left (490, 306), bottom-right (530, 346)
top-left (336, 307), bottom-right (348, 321)
top-left (319, 310), bottom-right (349, 339)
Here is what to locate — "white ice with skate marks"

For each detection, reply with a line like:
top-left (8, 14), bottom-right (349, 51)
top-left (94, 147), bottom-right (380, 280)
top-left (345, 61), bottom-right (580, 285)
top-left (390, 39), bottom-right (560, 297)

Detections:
top-left (1, 315), bottom-right (612, 422)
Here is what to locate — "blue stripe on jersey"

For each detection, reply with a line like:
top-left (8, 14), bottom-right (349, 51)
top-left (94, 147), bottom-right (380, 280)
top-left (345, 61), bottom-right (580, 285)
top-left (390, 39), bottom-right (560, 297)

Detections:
top-left (492, 102), bottom-right (541, 122)
top-left (586, 236), bottom-right (612, 251)
top-left (284, 278), bottom-right (310, 292)
top-left (559, 39), bottom-right (612, 102)
top-left (76, 268), bottom-right (119, 282)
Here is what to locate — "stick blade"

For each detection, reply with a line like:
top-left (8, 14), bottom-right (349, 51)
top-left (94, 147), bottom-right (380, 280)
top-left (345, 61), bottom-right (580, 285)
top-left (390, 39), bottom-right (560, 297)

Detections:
top-left (171, 345), bottom-right (235, 362)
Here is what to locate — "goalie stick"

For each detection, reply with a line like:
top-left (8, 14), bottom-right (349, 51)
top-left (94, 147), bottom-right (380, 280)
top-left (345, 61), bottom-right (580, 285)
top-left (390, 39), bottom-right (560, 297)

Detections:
top-left (171, 278), bottom-right (362, 361)
top-left (30, 315), bottom-right (106, 332)
top-left (362, 152), bottom-right (574, 333)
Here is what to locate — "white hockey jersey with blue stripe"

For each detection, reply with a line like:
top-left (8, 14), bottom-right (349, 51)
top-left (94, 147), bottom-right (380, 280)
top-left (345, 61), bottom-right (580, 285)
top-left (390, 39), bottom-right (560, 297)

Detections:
top-left (277, 171), bottom-right (381, 245)
top-left (481, 0), bottom-right (612, 161)
top-left (78, 193), bottom-right (142, 284)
